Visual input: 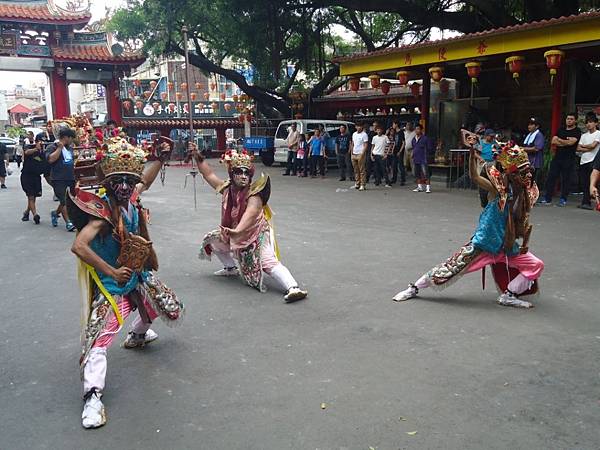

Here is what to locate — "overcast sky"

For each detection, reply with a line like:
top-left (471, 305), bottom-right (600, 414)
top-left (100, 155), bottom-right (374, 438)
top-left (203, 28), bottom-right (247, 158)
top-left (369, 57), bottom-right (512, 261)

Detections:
top-left (0, 0), bottom-right (125, 89)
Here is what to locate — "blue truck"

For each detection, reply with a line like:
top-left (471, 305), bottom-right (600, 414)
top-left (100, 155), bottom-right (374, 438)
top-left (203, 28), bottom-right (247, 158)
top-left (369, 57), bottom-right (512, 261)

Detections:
top-left (243, 136), bottom-right (275, 166)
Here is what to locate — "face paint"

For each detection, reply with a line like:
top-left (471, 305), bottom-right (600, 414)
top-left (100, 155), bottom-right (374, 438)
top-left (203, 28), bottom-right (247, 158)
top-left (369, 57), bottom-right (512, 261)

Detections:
top-left (232, 168), bottom-right (251, 188)
top-left (107, 175), bottom-right (137, 202)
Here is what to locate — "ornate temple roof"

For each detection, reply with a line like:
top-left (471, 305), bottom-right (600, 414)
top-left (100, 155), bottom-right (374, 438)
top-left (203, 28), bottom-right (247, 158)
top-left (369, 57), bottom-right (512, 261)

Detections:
top-left (51, 32), bottom-right (145, 66)
top-left (0, 0), bottom-right (91, 26)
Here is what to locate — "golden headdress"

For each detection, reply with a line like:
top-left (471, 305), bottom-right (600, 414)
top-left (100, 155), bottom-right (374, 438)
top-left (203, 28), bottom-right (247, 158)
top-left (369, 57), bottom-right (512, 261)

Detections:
top-left (221, 149), bottom-right (255, 174)
top-left (95, 137), bottom-right (147, 180)
top-left (496, 144), bottom-right (529, 174)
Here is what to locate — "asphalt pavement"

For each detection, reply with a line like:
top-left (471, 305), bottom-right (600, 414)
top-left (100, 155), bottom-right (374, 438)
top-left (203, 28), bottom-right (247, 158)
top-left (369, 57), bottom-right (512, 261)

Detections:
top-left (0, 161), bottom-right (599, 450)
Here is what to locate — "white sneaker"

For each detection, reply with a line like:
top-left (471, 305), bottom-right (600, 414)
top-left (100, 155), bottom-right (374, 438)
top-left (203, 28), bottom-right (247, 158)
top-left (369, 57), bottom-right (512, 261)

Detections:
top-left (214, 267), bottom-right (239, 276)
top-left (393, 284), bottom-right (419, 302)
top-left (384, 184), bottom-right (392, 188)
top-left (358, 185), bottom-right (365, 191)
top-left (284, 286), bottom-right (308, 303)
top-left (425, 185), bottom-right (431, 193)
top-left (413, 185), bottom-right (423, 192)
top-left (123, 329), bottom-right (159, 349)
top-left (350, 184), bottom-right (359, 189)
top-left (82, 390), bottom-right (106, 429)
top-left (496, 291), bottom-right (534, 308)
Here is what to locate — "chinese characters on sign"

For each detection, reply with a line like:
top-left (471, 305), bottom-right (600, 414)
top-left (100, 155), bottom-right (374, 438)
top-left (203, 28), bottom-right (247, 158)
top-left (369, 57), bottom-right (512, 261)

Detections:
top-left (477, 40), bottom-right (488, 55)
top-left (438, 47), bottom-right (447, 61)
top-left (404, 53), bottom-right (412, 65)
top-left (0, 32), bottom-right (18, 55)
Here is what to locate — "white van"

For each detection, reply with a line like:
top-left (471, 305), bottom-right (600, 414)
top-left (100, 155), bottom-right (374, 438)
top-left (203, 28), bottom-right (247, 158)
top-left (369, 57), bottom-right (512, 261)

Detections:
top-left (274, 119), bottom-right (355, 165)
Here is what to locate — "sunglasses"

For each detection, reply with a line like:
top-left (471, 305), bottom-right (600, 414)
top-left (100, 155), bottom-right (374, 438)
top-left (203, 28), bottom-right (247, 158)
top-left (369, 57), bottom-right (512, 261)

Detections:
top-left (233, 168), bottom-right (250, 176)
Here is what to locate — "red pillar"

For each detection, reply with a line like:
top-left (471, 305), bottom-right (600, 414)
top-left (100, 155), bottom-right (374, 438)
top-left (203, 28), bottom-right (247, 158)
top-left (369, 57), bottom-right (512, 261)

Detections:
top-left (420, 74), bottom-right (431, 132)
top-left (107, 75), bottom-right (123, 126)
top-left (550, 65), bottom-right (564, 147)
top-left (50, 68), bottom-right (70, 119)
top-left (216, 127), bottom-right (226, 152)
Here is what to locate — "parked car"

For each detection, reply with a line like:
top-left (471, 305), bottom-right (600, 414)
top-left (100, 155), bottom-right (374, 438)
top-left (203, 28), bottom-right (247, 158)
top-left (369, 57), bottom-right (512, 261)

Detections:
top-left (274, 119), bottom-right (355, 166)
top-left (0, 136), bottom-right (19, 162)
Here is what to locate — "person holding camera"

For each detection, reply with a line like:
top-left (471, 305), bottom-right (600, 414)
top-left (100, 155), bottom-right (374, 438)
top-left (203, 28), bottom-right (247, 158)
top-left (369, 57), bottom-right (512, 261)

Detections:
top-left (45, 128), bottom-right (77, 231)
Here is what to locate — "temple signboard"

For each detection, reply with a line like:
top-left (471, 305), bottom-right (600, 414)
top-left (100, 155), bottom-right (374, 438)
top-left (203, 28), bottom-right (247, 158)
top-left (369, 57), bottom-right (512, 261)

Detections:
top-left (0, 31), bottom-right (18, 55)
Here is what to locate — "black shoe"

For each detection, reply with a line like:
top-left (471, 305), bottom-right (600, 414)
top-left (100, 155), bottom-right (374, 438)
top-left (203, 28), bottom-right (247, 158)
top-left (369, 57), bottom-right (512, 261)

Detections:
top-left (33, 214), bottom-right (40, 224)
top-left (1, 184), bottom-right (6, 189)
top-left (578, 204), bottom-right (593, 210)
top-left (21, 212), bottom-right (29, 221)
top-left (282, 173), bottom-right (290, 176)
top-left (339, 177), bottom-right (346, 181)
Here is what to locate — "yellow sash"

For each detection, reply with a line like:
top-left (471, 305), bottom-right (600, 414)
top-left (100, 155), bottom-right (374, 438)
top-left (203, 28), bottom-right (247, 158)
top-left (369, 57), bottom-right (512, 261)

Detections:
top-left (263, 205), bottom-right (280, 260)
top-left (85, 263), bottom-right (124, 326)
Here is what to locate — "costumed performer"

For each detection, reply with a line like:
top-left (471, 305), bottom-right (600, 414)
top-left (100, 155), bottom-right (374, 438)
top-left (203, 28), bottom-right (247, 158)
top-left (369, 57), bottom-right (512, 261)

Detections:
top-left (188, 144), bottom-right (308, 303)
top-left (68, 137), bottom-right (183, 429)
top-left (393, 138), bottom-right (544, 308)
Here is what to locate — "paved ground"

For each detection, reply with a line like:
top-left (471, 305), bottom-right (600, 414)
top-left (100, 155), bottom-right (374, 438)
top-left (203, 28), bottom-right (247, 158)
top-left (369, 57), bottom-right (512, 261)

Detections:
top-left (0, 161), bottom-right (599, 450)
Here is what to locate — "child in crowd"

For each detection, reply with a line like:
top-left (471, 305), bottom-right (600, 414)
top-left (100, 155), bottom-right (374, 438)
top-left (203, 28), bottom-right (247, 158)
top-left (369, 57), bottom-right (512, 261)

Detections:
top-left (296, 133), bottom-right (309, 177)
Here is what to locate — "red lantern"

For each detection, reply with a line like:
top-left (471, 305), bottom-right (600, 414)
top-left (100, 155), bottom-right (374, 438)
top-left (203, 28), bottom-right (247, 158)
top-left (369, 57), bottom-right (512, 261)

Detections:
top-left (190, 92), bottom-right (197, 101)
top-left (294, 112), bottom-right (303, 119)
top-left (149, 80), bottom-right (157, 89)
top-left (122, 100), bottom-right (132, 111)
top-left (135, 100), bottom-right (143, 109)
top-left (175, 92), bottom-right (183, 101)
top-left (369, 74), bottom-right (381, 88)
top-left (465, 61), bottom-right (481, 84)
top-left (220, 92), bottom-right (226, 100)
top-left (232, 94), bottom-right (239, 102)
top-left (181, 82), bottom-right (188, 90)
top-left (160, 92), bottom-right (167, 100)
top-left (439, 78), bottom-right (450, 95)
top-left (133, 79), bottom-right (141, 87)
top-left (211, 102), bottom-right (219, 111)
top-left (410, 82), bottom-right (420, 97)
top-left (544, 50), bottom-right (565, 84)
top-left (428, 66), bottom-right (444, 82)
top-left (195, 82), bottom-right (202, 89)
top-left (348, 77), bottom-right (360, 92)
top-left (203, 92), bottom-right (210, 100)
top-left (380, 80), bottom-right (391, 95)
top-left (167, 81), bottom-right (174, 91)
top-left (505, 56), bottom-right (525, 84)
top-left (396, 70), bottom-right (409, 86)
top-left (210, 82), bottom-right (216, 91)
top-left (143, 90), bottom-right (151, 99)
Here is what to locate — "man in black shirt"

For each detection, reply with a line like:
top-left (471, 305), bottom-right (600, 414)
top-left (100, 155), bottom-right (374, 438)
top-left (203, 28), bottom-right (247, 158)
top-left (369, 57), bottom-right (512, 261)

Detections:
top-left (45, 128), bottom-right (76, 231)
top-left (540, 113), bottom-right (581, 206)
top-left (334, 124), bottom-right (350, 181)
top-left (20, 132), bottom-right (44, 223)
top-left (391, 120), bottom-right (406, 185)
top-left (36, 121), bottom-right (54, 186)
top-left (0, 140), bottom-right (7, 189)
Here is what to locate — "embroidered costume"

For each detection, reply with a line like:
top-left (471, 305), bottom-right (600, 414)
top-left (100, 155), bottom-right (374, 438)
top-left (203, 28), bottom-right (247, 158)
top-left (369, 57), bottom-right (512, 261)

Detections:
top-left (394, 143), bottom-right (544, 308)
top-left (195, 148), bottom-right (307, 302)
top-left (68, 138), bottom-right (183, 429)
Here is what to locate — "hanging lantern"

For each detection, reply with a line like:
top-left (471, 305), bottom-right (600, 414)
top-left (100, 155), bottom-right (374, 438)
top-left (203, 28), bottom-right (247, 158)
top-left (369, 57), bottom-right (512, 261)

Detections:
top-left (122, 100), bottom-right (132, 111)
top-left (135, 100), bottom-right (143, 109)
top-left (544, 50), bottom-right (565, 84)
top-left (181, 82), bottom-right (188, 90)
top-left (369, 74), bottom-right (381, 88)
top-left (167, 81), bottom-right (174, 91)
top-left (143, 90), bottom-right (151, 99)
top-left (294, 112), bottom-right (303, 119)
top-left (203, 92), bottom-right (210, 100)
top-left (210, 82), bottom-right (217, 91)
top-left (220, 92), bottom-right (226, 101)
top-left (175, 92), bottom-right (183, 101)
top-left (211, 102), bottom-right (219, 111)
top-left (195, 82), bottom-right (202, 90)
top-left (160, 92), bottom-right (168, 100)
top-left (167, 103), bottom-right (176, 113)
top-left (428, 66), bottom-right (444, 82)
top-left (380, 81), bottom-right (391, 95)
top-left (224, 103), bottom-right (232, 112)
top-left (133, 79), bottom-right (141, 87)
top-left (348, 77), bottom-right (360, 92)
top-left (190, 92), bottom-right (197, 101)
top-left (505, 56), bottom-right (525, 84)
top-left (410, 82), bottom-right (420, 97)
top-left (396, 71), bottom-right (409, 86)
top-left (439, 78), bottom-right (450, 95)
top-left (149, 80), bottom-right (157, 89)
top-left (465, 61), bottom-right (481, 84)
top-left (232, 94), bottom-right (239, 102)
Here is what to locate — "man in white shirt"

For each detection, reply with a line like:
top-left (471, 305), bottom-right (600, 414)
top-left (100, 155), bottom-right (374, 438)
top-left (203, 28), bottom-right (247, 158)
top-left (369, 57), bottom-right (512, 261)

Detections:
top-left (576, 113), bottom-right (600, 210)
top-left (371, 126), bottom-right (391, 187)
top-left (283, 122), bottom-right (300, 176)
top-left (349, 122), bottom-right (369, 191)
top-left (403, 122), bottom-right (416, 174)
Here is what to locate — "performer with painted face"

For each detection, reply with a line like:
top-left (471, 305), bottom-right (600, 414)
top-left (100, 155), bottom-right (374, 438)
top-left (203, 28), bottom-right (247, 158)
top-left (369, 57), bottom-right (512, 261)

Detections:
top-left (188, 144), bottom-right (308, 302)
top-left (68, 138), bottom-right (183, 429)
top-left (393, 139), bottom-right (544, 308)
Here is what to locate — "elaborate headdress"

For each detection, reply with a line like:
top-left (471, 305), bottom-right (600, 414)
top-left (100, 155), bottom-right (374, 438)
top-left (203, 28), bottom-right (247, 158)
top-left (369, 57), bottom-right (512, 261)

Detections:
top-left (95, 137), bottom-right (147, 180)
top-left (52, 115), bottom-right (93, 146)
top-left (221, 149), bottom-right (254, 175)
top-left (496, 143), bottom-right (529, 174)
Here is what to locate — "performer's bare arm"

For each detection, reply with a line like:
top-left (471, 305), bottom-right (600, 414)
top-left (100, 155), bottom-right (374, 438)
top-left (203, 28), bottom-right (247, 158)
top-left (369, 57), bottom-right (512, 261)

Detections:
top-left (136, 142), bottom-right (171, 193)
top-left (223, 195), bottom-right (263, 237)
top-left (469, 147), bottom-right (496, 194)
top-left (187, 143), bottom-right (223, 190)
top-left (591, 168), bottom-right (600, 200)
top-left (71, 218), bottom-right (133, 284)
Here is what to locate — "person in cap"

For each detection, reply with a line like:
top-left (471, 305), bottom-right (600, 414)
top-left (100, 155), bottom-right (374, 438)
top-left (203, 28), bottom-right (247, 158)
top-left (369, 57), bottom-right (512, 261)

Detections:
top-left (188, 143), bottom-right (308, 303)
top-left (68, 137), bottom-right (183, 429)
top-left (522, 117), bottom-right (545, 185)
top-left (393, 132), bottom-right (544, 309)
top-left (474, 128), bottom-right (500, 207)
